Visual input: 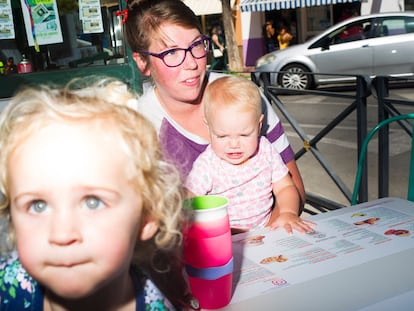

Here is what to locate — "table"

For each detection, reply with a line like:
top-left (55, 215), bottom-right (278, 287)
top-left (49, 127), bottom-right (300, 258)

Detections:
top-left (219, 197), bottom-right (414, 311)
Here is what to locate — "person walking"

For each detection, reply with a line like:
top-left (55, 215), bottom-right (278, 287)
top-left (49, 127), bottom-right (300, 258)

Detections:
top-left (210, 25), bottom-right (227, 71)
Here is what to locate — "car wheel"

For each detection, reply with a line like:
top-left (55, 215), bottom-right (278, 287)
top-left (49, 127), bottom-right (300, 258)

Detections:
top-left (278, 64), bottom-right (313, 90)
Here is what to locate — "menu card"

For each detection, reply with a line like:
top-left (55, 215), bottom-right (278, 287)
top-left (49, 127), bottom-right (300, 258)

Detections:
top-left (230, 198), bottom-right (414, 304)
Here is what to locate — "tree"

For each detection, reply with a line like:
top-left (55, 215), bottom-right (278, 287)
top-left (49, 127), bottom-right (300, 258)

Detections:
top-left (221, 0), bottom-right (243, 71)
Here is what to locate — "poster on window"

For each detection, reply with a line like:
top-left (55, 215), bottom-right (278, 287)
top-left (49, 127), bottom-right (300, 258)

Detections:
top-left (79, 0), bottom-right (103, 34)
top-left (0, 0), bottom-right (15, 39)
top-left (20, 0), bottom-right (63, 46)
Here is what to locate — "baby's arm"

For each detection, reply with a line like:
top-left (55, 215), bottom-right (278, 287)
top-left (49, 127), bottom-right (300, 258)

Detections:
top-left (266, 174), bottom-right (315, 234)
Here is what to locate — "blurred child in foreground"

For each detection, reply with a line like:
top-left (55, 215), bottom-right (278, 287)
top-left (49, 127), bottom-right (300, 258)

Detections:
top-left (0, 78), bottom-right (194, 310)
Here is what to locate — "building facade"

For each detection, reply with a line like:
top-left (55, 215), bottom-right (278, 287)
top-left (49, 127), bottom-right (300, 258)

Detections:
top-left (238, 0), bottom-right (406, 67)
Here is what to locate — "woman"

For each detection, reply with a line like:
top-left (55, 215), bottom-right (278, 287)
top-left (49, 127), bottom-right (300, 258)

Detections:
top-left (210, 25), bottom-right (227, 71)
top-left (124, 0), bottom-right (305, 213)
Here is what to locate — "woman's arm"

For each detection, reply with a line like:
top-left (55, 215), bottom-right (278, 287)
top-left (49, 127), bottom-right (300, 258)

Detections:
top-left (285, 159), bottom-right (305, 214)
top-left (212, 34), bottom-right (225, 51)
top-left (259, 90), bottom-right (305, 214)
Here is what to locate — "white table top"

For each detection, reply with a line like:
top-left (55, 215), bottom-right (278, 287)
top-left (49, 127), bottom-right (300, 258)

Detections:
top-left (218, 197), bottom-right (414, 311)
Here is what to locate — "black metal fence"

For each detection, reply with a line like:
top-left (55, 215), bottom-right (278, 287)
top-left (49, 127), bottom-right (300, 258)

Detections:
top-left (251, 72), bottom-right (414, 214)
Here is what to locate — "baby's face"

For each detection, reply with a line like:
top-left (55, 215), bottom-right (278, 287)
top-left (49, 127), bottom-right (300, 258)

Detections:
top-left (8, 119), bottom-right (148, 299)
top-left (208, 105), bottom-right (262, 165)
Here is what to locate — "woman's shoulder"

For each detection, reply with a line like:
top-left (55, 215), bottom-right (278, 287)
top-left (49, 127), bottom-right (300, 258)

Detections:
top-left (0, 252), bottom-right (43, 310)
top-left (137, 83), bottom-right (158, 109)
top-left (136, 84), bottom-right (166, 132)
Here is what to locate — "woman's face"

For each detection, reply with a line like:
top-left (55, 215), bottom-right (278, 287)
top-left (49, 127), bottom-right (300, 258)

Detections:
top-left (139, 23), bottom-right (208, 105)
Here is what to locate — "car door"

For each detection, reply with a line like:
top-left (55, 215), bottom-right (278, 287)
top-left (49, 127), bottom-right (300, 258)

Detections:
top-left (371, 16), bottom-right (414, 76)
top-left (309, 18), bottom-right (374, 83)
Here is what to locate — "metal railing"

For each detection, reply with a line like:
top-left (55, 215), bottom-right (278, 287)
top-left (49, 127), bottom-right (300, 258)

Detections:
top-left (251, 72), bottom-right (414, 214)
top-left (371, 76), bottom-right (414, 199)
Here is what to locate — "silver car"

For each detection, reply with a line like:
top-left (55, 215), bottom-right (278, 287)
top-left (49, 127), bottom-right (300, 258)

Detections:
top-left (255, 12), bottom-right (414, 90)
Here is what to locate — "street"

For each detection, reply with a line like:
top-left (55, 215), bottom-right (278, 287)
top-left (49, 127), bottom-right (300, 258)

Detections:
top-left (271, 82), bottom-right (414, 215)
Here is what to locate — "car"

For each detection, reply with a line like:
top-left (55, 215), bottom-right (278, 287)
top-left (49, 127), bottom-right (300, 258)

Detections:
top-left (254, 12), bottom-right (414, 90)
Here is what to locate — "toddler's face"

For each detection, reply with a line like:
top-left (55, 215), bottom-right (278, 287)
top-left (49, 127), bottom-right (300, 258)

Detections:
top-left (8, 119), bottom-right (153, 299)
top-left (208, 105), bottom-right (262, 165)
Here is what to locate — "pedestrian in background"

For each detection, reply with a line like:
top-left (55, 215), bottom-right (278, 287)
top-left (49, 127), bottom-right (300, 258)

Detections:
top-left (277, 26), bottom-right (293, 50)
top-left (263, 20), bottom-right (278, 53)
top-left (210, 25), bottom-right (227, 71)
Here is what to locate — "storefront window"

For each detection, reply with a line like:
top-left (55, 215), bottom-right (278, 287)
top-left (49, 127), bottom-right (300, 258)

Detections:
top-left (0, 0), bottom-right (125, 73)
top-left (306, 6), bottom-right (331, 33)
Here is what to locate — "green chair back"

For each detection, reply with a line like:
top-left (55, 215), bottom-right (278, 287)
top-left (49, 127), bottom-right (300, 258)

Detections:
top-left (351, 113), bottom-right (414, 205)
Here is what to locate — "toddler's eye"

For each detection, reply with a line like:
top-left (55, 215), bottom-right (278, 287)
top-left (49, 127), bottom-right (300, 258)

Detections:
top-left (29, 200), bottom-right (48, 214)
top-left (84, 196), bottom-right (103, 210)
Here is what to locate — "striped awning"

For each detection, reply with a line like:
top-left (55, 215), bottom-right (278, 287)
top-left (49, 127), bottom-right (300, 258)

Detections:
top-left (239, 0), bottom-right (360, 12)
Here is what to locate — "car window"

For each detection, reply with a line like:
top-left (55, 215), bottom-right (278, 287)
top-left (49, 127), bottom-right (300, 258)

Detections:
top-left (406, 17), bottom-right (414, 33)
top-left (375, 16), bottom-right (414, 37)
top-left (328, 20), bottom-right (372, 45)
top-left (308, 15), bottom-right (414, 50)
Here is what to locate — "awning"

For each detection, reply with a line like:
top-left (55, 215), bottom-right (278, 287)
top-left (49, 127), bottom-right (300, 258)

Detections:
top-left (182, 0), bottom-right (222, 16)
top-left (182, 0), bottom-right (237, 16)
top-left (239, 0), bottom-right (360, 12)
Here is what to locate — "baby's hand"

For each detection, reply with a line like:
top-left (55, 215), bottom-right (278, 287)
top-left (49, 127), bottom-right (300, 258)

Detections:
top-left (267, 212), bottom-right (315, 235)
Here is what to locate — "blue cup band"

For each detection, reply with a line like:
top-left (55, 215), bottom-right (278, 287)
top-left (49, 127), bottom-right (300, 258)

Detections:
top-left (186, 257), bottom-right (234, 280)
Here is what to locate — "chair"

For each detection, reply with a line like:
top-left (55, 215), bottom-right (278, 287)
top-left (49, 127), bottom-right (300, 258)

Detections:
top-left (351, 113), bottom-right (414, 205)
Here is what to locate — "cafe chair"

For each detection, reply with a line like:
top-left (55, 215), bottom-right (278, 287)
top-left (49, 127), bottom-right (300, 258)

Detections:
top-left (351, 113), bottom-right (414, 205)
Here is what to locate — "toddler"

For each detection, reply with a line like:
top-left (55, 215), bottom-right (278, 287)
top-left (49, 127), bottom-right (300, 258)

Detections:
top-left (0, 78), bottom-right (193, 310)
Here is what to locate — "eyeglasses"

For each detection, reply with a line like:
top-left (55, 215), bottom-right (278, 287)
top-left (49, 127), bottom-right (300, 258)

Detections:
top-left (138, 36), bottom-right (211, 68)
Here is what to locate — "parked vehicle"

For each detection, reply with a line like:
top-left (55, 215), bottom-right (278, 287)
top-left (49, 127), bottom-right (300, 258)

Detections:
top-left (254, 12), bottom-right (414, 90)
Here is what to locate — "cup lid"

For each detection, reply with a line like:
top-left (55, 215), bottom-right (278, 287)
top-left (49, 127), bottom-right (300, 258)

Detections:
top-left (184, 195), bottom-right (228, 222)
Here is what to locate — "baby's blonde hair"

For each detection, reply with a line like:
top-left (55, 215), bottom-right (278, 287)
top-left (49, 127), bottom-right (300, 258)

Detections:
top-left (0, 77), bottom-right (192, 306)
top-left (203, 75), bottom-right (262, 122)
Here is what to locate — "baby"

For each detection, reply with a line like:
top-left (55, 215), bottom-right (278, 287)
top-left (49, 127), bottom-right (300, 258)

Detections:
top-left (185, 76), bottom-right (314, 234)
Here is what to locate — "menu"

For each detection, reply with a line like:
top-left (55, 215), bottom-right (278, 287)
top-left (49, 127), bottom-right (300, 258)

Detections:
top-left (230, 198), bottom-right (414, 304)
